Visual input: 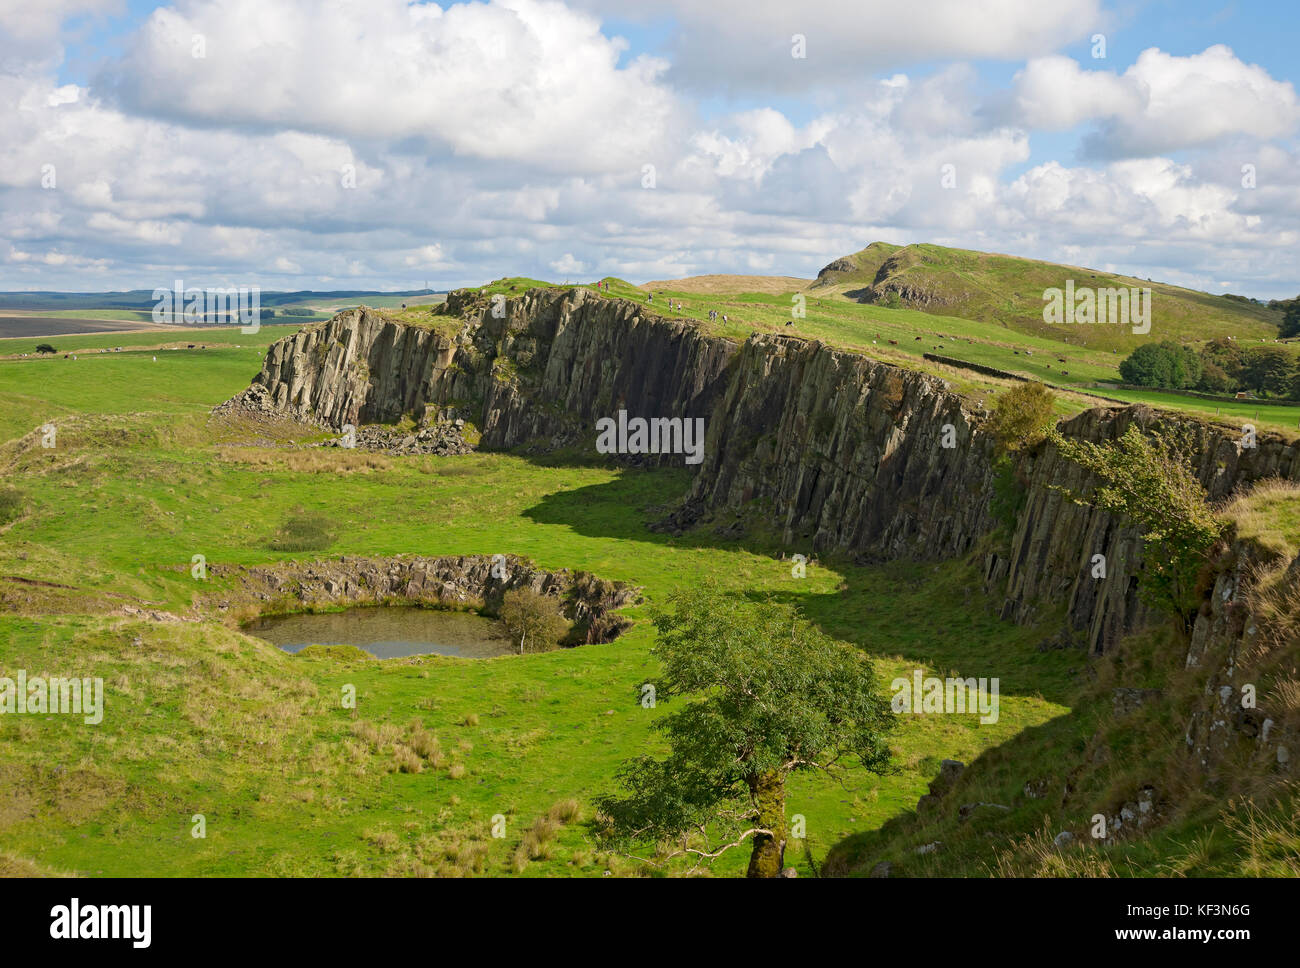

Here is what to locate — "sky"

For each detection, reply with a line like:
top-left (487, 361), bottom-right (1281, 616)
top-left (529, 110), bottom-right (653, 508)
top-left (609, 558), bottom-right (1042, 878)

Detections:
top-left (0, 0), bottom-right (1297, 297)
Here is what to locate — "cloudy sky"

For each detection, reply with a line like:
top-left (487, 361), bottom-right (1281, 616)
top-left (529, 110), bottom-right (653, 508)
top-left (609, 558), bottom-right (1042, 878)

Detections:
top-left (1, 0), bottom-right (1297, 297)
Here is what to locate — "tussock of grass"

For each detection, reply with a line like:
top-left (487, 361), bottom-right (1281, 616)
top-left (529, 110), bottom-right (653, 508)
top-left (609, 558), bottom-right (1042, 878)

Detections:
top-left (266, 508), bottom-right (336, 552)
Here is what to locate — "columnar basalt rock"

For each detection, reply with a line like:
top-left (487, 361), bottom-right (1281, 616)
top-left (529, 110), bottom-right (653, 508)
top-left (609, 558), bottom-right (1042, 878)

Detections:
top-left (988, 406), bottom-right (1300, 655)
top-left (677, 333), bottom-right (997, 561)
top-left (220, 289), bottom-right (1300, 659)
top-left (221, 288), bottom-right (737, 456)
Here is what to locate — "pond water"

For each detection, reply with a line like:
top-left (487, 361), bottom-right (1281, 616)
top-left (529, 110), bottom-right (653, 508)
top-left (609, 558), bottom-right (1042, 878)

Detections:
top-left (245, 607), bottom-right (515, 659)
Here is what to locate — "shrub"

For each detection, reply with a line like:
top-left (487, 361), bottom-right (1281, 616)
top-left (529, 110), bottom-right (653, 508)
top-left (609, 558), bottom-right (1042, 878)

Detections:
top-left (1050, 424), bottom-right (1224, 623)
top-left (985, 382), bottom-right (1056, 455)
top-left (497, 587), bottom-right (570, 654)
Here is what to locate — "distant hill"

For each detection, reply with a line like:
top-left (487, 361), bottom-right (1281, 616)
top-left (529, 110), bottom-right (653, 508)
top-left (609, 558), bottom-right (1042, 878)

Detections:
top-left (808, 241), bottom-right (1283, 349)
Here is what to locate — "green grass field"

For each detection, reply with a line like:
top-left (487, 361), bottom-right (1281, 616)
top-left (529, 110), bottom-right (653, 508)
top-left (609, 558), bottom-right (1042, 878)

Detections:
top-left (0, 317), bottom-right (1078, 877)
top-left (1, 268), bottom-right (1295, 878)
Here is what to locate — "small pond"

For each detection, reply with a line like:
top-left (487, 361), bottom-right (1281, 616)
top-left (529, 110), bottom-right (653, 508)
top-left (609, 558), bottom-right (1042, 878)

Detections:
top-left (245, 607), bottom-right (515, 659)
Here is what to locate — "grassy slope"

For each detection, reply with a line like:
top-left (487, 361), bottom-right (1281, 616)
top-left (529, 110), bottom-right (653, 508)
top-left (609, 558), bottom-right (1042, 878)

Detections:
top-left (3, 263), bottom-right (1295, 877)
top-left (808, 241), bottom-right (1283, 351)
top-left (0, 341), bottom-right (1073, 877)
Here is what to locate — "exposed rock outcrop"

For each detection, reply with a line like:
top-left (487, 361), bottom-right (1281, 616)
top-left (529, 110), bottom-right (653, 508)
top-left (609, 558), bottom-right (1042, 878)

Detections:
top-left (214, 554), bottom-right (639, 645)
top-left (222, 288), bottom-right (735, 458)
top-left (986, 406), bottom-right (1300, 655)
top-left (220, 288), bottom-right (1300, 659)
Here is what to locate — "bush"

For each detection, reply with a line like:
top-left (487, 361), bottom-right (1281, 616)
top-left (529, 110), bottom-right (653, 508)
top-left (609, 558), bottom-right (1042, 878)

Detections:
top-left (266, 508), bottom-right (336, 551)
top-left (497, 587), bottom-right (570, 654)
top-left (1051, 424), bottom-right (1224, 623)
top-left (986, 382), bottom-right (1056, 455)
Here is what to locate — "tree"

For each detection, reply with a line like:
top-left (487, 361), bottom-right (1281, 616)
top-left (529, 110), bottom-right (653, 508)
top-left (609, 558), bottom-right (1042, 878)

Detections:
top-left (35, 343), bottom-right (56, 354)
top-left (986, 381), bottom-right (1057, 455)
top-left (1197, 360), bottom-right (1234, 394)
top-left (497, 587), bottom-right (569, 654)
top-left (1279, 299), bottom-right (1300, 339)
top-left (1240, 346), bottom-right (1296, 397)
top-left (1118, 341), bottom-right (1199, 388)
top-left (1199, 338), bottom-right (1244, 388)
top-left (1050, 424), bottom-right (1223, 623)
top-left (596, 587), bottom-right (895, 877)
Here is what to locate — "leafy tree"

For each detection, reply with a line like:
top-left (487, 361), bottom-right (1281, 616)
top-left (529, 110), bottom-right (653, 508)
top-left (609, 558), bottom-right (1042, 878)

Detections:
top-left (986, 381), bottom-right (1057, 455)
top-left (1196, 360), bottom-right (1234, 394)
top-left (1197, 338), bottom-right (1243, 392)
top-left (1119, 341), bottom-right (1199, 388)
top-left (1279, 299), bottom-right (1300, 339)
top-left (497, 587), bottom-right (569, 653)
top-left (596, 587), bottom-right (894, 877)
top-left (34, 343), bottom-right (56, 354)
top-left (1240, 346), bottom-right (1296, 397)
top-left (1050, 424), bottom-right (1223, 623)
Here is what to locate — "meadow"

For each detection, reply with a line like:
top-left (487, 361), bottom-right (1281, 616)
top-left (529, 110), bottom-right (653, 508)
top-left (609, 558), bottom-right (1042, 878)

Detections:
top-left (1, 278), bottom-right (1293, 878)
top-left (0, 317), bottom-right (1075, 877)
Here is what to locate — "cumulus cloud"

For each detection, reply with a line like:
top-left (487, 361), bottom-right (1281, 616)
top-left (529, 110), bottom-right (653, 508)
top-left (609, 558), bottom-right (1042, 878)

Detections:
top-left (0, 1), bottom-right (1297, 300)
top-left (99, 0), bottom-right (681, 172)
top-left (1004, 46), bottom-right (1300, 157)
top-left (574, 0), bottom-right (1104, 94)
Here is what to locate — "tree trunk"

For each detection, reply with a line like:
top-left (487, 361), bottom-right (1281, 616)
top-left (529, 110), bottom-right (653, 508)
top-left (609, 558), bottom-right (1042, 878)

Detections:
top-left (745, 770), bottom-right (787, 878)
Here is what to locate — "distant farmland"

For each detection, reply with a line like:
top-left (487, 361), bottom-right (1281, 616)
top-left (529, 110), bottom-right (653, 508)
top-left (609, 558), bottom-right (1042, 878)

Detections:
top-left (0, 313), bottom-right (163, 339)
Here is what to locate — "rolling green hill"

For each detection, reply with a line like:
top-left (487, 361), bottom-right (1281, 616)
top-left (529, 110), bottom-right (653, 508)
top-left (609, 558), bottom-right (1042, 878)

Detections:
top-left (808, 241), bottom-right (1284, 351)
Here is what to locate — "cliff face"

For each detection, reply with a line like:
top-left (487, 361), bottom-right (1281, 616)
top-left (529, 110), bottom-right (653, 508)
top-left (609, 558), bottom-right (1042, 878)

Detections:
top-left (987, 407), bottom-right (1300, 655)
top-left (227, 287), bottom-right (1300, 653)
top-left (1182, 545), bottom-right (1298, 781)
top-left (244, 288), bottom-right (736, 452)
top-left (680, 333), bottom-right (995, 561)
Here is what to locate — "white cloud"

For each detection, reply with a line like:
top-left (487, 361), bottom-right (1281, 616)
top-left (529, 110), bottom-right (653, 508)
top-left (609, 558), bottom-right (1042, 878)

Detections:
top-left (101, 0), bottom-right (681, 172)
top-left (574, 0), bottom-right (1104, 94)
top-left (1007, 46), bottom-right (1300, 156)
top-left (0, 2), bottom-right (1296, 301)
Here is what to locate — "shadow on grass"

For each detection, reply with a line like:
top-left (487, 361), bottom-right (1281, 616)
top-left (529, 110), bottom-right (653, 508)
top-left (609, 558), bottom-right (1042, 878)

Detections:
top-left (521, 461), bottom-right (1081, 706)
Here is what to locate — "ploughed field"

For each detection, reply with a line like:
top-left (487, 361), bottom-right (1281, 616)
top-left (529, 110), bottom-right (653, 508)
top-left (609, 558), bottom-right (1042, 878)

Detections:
top-left (0, 322), bottom-right (1082, 877)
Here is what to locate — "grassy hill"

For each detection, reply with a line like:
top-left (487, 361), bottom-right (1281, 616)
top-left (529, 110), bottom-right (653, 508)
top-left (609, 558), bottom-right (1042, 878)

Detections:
top-left (808, 241), bottom-right (1283, 351)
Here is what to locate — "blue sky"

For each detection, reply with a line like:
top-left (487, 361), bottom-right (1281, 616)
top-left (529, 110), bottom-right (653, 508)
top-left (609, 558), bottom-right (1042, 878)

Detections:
top-left (2, 0), bottom-right (1297, 297)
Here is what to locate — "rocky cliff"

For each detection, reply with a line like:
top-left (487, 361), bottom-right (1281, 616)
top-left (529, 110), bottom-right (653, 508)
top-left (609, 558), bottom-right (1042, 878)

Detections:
top-left (673, 333), bottom-right (995, 561)
top-left (222, 286), bottom-right (1300, 655)
top-left (987, 407), bottom-right (1300, 655)
top-left (226, 287), bottom-right (735, 454)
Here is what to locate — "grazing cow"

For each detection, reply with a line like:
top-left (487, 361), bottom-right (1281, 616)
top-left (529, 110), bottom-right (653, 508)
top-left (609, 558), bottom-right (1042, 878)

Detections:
top-left (888, 339), bottom-right (898, 345)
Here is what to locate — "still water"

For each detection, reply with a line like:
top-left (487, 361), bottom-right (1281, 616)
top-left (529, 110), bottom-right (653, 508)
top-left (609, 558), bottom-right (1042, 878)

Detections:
top-left (246, 607), bottom-right (515, 659)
